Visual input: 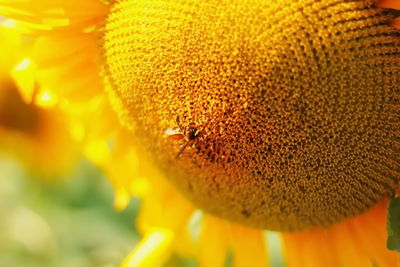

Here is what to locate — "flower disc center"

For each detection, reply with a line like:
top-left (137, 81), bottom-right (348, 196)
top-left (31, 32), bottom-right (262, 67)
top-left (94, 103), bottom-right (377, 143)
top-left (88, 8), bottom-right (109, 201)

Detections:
top-left (104, 0), bottom-right (400, 231)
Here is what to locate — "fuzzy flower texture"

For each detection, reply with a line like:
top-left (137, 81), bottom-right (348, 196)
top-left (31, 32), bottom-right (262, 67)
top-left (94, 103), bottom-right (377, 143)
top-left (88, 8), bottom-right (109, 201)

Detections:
top-left (1, 0), bottom-right (400, 266)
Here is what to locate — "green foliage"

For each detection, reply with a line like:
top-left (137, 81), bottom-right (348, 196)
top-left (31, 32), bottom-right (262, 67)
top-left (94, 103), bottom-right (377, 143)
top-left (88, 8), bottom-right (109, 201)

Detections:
top-left (387, 196), bottom-right (400, 252)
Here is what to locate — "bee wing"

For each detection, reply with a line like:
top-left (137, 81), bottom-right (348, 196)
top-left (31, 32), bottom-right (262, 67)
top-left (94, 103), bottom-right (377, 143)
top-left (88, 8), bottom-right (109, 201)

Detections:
top-left (164, 128), bottom-right (179, 135)
top-left (164, 128), bottom-right (185, 140)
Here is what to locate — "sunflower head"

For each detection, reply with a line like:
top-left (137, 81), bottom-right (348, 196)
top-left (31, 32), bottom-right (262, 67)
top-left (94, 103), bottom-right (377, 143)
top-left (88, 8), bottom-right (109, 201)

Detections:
top-left (103, 0), bottom-right (400, 232)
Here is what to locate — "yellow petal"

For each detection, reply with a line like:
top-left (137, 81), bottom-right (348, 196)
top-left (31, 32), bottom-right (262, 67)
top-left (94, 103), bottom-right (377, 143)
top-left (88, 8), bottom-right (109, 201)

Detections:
top-left (376, 0), bottom-right (400, 9)
top-left (330, 223), bottom-right (371, 267)
top-left (228, 223), bottom-right (268, 267)
top-left (10, 58), bottom-right (36, 104)
top-left (122, 228), bottom-right (174, 267)
top-left (198, 215), bottom-right (229, 267)
top-left (113, 187), bottom-right (130, 211)
top-left (282, 230), bottom-right (339, 267)
top-left (137, 185), bottom-right (194, 233)
top-left (349, 201), bottom-right (397, 267)
top-left (0, 0), bottom-right (109, 30)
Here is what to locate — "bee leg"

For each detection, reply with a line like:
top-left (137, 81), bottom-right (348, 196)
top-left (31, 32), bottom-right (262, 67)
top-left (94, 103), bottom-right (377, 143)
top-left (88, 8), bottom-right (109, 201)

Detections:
top-left (176, 140), bottom-right (191, 159)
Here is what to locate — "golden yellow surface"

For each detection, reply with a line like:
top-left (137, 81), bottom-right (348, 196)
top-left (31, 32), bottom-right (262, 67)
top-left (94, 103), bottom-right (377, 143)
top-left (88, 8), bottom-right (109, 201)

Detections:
top-left (103, 0), bottom-right (400, 231)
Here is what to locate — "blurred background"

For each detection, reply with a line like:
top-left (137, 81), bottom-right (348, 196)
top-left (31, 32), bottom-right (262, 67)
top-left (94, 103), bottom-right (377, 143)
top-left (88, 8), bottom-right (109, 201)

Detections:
top-left (0, 154), bottom-right (140, 267)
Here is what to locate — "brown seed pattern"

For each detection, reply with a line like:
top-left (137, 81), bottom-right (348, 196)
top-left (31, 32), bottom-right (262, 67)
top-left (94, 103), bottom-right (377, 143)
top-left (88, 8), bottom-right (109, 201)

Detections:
top-left (104, 0), bottom-right (400, 231)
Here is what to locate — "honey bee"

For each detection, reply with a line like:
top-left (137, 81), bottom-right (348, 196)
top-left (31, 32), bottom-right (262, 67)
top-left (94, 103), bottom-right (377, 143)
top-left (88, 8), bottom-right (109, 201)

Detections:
top-left (164, 116), bottom-right (202, 158)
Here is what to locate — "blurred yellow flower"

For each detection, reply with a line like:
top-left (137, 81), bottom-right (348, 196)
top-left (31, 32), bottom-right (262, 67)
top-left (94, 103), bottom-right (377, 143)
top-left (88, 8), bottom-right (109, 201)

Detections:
top-left (0, 25), bottom-right (78, 176)
top-left (1, 0), bottom-right (400, 266)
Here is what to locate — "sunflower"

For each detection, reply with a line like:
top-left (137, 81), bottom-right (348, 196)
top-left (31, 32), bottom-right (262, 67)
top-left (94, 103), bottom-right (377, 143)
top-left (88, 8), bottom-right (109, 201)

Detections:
top-left (2, 0), bottom-right (400, 266)
top-left (0, 24), bottom-right (79, 176)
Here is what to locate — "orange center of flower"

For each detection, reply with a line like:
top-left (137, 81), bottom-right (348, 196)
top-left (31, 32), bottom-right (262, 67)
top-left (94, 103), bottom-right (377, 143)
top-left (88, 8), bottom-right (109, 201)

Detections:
top-left (104, 0), bottom-right (400, 231)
